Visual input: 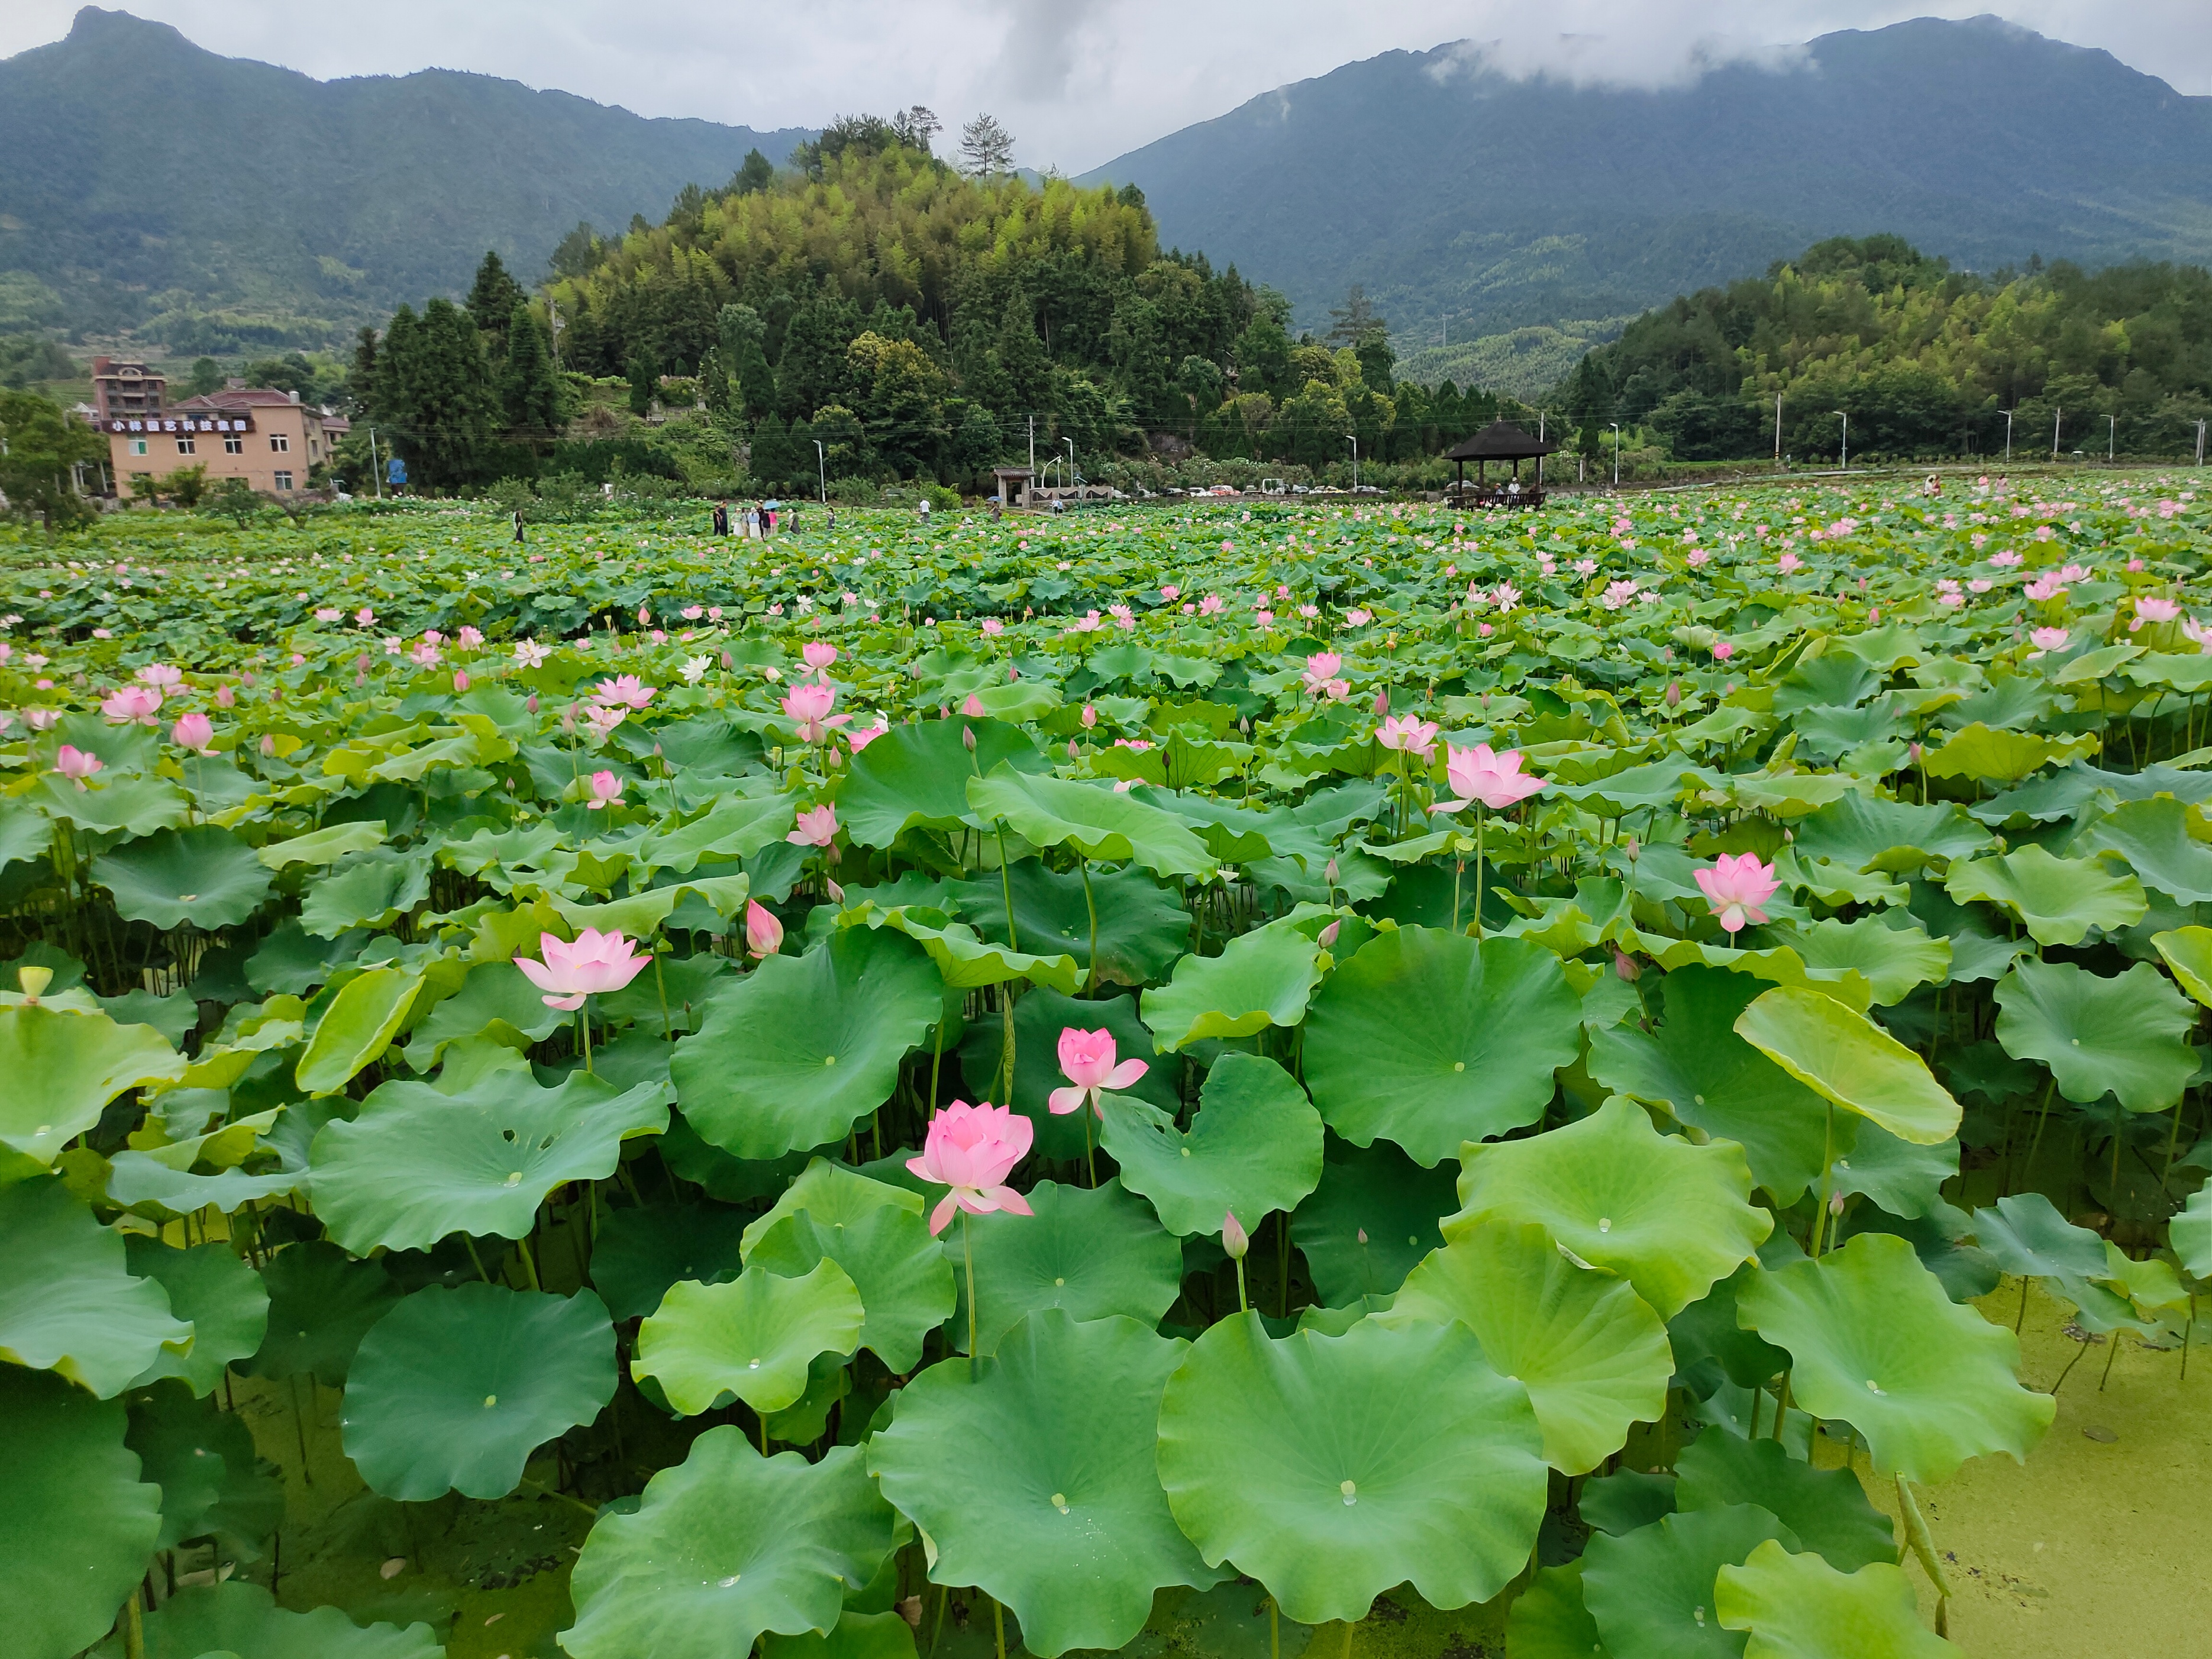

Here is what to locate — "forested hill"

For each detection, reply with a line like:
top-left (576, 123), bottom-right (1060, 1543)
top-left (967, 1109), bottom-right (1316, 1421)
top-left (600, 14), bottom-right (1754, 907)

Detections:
top-left (0, 8), bottom-right (812, 350)
top-left (1554, 235), bottom-right (2212, 464)
top-left (1081, 16), bottom-right (2212, 355)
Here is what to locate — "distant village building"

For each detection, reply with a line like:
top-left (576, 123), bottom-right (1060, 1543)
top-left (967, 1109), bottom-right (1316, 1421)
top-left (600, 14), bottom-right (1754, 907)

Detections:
top-left (97, 363), bottom-right (333, 497)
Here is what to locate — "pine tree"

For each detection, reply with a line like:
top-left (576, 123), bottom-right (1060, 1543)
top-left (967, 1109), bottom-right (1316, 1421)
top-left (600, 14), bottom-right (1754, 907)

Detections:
top-left (731, 149), bottom-right (774, 195)
top-left (996, 286), bottom-right (1052, 417)
top-left (697, 345), bottom-right (734, 418)
top-left (466, 252), bottom-right (529, 344)
top-left (749, 412), bottom-right (792, 487)
top-left (627, 348), bottom-right (658, 416)
top-left (500, 301), bottom-right (563, 439)
top-left (385, 298), bottom-right (499, 488)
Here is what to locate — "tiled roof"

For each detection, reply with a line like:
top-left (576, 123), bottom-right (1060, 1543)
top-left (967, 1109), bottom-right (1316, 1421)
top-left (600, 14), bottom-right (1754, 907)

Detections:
top-left (175, 389), bottom-right (304, 410)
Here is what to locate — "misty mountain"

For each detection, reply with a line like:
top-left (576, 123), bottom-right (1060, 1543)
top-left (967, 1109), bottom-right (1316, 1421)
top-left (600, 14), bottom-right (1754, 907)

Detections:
top-left (1083, 15), bottom-right (2212, 382)
top-left (0, 8), bottom-right (814, 351)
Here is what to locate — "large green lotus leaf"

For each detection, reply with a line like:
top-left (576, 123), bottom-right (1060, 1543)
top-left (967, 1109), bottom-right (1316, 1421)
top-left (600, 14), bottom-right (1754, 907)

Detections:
top-left (1449, 1098), bottom-right (1771, 1319)
top-left (342, 1283), bottom-right (616, 1500)
top-left (1302, 928), bottom-right (1581, 1166)
top-left (1590, 967), bottom-right (1847, 1204)
top-left (1715, 1540), bottom-right (1961, 1659)
top-left (0, 1005), bottom-right (185, 1165)
top-left (1581, 1467), bottom-right (1680, 1537)
top-left (1290, 1141), bottom-right (1459, 1305)
top-left (92, 825), bottom-right (273, 931)
top-left (949, 861), bottom-right (1191, 987)
top-left (948, 1178), bottom-right (1183, 1355)
top-left (0, 799), bottom-right (54, 869)
top-left (1942, 845), bottom-right (2145, 947)
top-left (837, 717), bottom-right (1045, 845)
top-left (748, 1206), bottom-right (955, 1374)
top-left (2075, 796), bottom-right (2212, 904)
top-left (1100, 1052), bottom-right (1323, 1236)
top-left (2171, 1185), bottom-right (2211, 1279)
top-left (1921, 722), bottom-right (2093, 785)
top-left (563, 1432), bottom-right (898, 1659)
top-left (633, 794), bottom-right (798, 872)
top-left (240, 1241), bottom-right (401, 1386)
top-left (1767, 917), bottom-right (1951, 1008)
top-left (256, 818), bottom-right (389, 870)
top-left (1140, 922), bottom-right (1321, 1052)
top-left (1992, 957), bottom-right (2197, 1112)
top-left (634, 1260), bottom-right (863, 1415)
top-left (125, 1382), bottom-right (278, 1554)
top-left (295, 966), bottom-right (422, 1096)
top-left (0, 1176), bottom-right (190, 1397)
top-left (968, 764), bottom-right (1215, 877)
top-left (2152, 924), bottom-right (2212, 1006)
top-left (1155, 1312), bottom-right (1548, 1626)
top-left (1733, 987), bottom-right (1960, 1145)
top-left (849, 905), bottom-right (1078, 993)
top-left (1583, 1503), bottom-right (1796, 1659)
top-left (38, 772), bottom-right (191, 836)
top-left (591, 1199), bottom-right (752, 1320)
top-left (1827, 1126), bottom-right (1955, 1220)
top-left (760, 1610), bottom-right (917, 1659)
top-left (869, 1312), bottom-right (1223, 1657)
top-left (1674, 1431), bottom-right (1897, 1573)
top-left (122, 1238), bottom-right (268, 1396)
top-left (128, 1582), bottom-right (441, 1659)
top-left (1506, 1560), bottom-right (1610, 1659)
top-left (1668, 1263), bottom-right (1793, 1390)
top-left (1734, 1232), bottom-right (2054, 1484)
top-left (1968, 1191), bottom-right (2110, 1283)
top-left (672, 928), bottom-right (941, 1159)
top-left (958, 986), bottom-right (1178, 1161)
top-left (0, 1366), bottom-right (163, 1659)
top-left (743, 1157), bottom-right (925, 1250)
top-left (1790, 795), bottom-right (1991, 874)
top-left (311, 1067), bottom-right (669, 1253)
top-left (1378, 1219), bottom-right (1671, 1474)
top-left (299, 850), bottom-right (432, 937)
top-left (402, 960), bottom-right (569, 1070)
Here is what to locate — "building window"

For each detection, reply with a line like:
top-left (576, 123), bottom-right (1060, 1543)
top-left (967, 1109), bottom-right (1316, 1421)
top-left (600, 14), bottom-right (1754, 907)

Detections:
top-left (270, 434), bottom-right (290, 453)
top-left (224, 435), bottom-right (244, 454)
top-left (176, 435), bottom-right (195, 455)
top-left (129, 438), bottom-right (147, 456)
top-left (273, 470), bottom-right (294, 492)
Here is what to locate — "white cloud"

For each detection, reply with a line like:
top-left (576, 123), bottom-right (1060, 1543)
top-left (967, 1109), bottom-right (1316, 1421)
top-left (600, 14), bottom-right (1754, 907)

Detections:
top-left (4, 2), bottom-right (2207, 173)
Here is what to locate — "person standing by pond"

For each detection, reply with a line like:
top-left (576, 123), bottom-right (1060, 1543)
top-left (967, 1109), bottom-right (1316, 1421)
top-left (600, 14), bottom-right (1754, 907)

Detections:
top-left (712, 501), bottom-right (729, 536)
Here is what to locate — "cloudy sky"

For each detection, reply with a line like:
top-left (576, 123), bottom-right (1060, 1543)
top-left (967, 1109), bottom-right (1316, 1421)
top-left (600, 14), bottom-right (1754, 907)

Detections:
top-left (8, 1), bottom-right (2210, 172)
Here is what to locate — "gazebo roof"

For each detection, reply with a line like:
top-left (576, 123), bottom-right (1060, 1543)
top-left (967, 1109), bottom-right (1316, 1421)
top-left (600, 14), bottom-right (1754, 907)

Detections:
top-left (1444, 419), bottom-right (1558, 461)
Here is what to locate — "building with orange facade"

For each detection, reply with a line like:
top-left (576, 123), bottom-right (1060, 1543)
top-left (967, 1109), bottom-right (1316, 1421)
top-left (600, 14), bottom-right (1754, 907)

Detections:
top-left (97, 361), bottom-right (334, 498)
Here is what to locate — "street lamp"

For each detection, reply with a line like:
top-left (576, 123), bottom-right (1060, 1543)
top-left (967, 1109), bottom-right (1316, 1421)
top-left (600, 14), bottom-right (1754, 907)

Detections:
top-left (1346, 434), bottom-right (1358, 491)
top-left (1834, 411), bottom-right (1849, 472)
top-left (2107, 415), bottom-right (2117, 464)
top-left (2052, 406), bottom-right (2063, 460)
top-left (813, 440), bottom-right (826, 504)
top-left (1610, 422), bottom-right (1621, 488)
top-left (1064, 438), bottom-right (1076, 501)
top-left (2001, 408), bottom-right (2014, 462)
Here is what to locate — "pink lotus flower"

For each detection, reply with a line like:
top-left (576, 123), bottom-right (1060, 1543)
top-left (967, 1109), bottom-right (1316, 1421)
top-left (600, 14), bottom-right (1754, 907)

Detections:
top-left (514, 639), bottom-right (551, 668)
top-left (1160, 584), bottom-right (1181, 601)
top-left (583, 704), bottom-right (627, 740)
top-left (170, 712), bottom-right (215, 755)
top-left (1375, 714), bottom-right (1439, 757)
top-left (458, 625), bottom-right (485, 648)
top-left (1199, 594), bottom-right (1223, 615)
top-left (25, 707), bottom-right (57, 731)
top-left (515, 928), bottom-right (649, 1011)
top-left (744, 900), bottom-right (784, 959)
top-left (802, 641), bottom-right (839, 674)
top-left (961, 694), bottom-right (986, 717)
top-left (53, 745), bottom-right (102, 787)
top-left (1777, 551), bottom-right (1803, 573)
top-left (100, 684), bottom-right (162, 724)
top-left (2029, 627), bottom-right (2070, 653)
top-left (1712, 641), bottom-right (1735, 661)
top-left (1302, 651), bottom-right (1343, 693)
top-left (788, 803), bottom-right (838, 847)
top-left (782, 680), bottom-right (850, 744)
top-left (845, 719), bottom-right (889, 753)
top-left (315, 607), bottom-right (342, 622)
top-left (1048, 1027), bottom-right (1150, 1118)
top-left (2131, 597), bottom-right (2181, 632)
top-left (136, 663), bottom-right (182, 689)
top-left (2022, 576), bottom-right (2068, 602)
top-left (909, 1100), bottom-right (1034, 1235)
top-left (1344, 607), bottom-right (1373, 626)
top-left (355, 606), bottom-right (376, 627)
top-left (1490, 583), bottom-right (1520, 614)
top-left (593, 674), bottom-right (655, 711)
top-left (980, 617), bottom-right (1005, 636)
top-left (453, 670), bottom-right (471, 693)
top-left (1081, 703), bottom-right (1099, 730)
top-left (1439, 744), bottom-right (1546, 812)
top-left (585, 769), bottom-right (622, 810)
top-left (1695, 853), bottom-right (1779, 934)
top-left (1685, 548), bottom-right (1712, 569)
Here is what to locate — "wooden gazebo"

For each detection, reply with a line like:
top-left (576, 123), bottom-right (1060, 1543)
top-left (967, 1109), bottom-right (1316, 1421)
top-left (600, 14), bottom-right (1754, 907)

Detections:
top-left (1444, 419), bottom-right (1558, 508)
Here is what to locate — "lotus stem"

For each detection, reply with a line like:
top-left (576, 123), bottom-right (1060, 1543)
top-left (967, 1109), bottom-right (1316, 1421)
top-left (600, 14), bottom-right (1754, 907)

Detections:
top-left (1342, 1616), bottom-right (1358, 1659)
top-left (1082, 1109), bottom-right (1096, 1190)
top-left (964, 1211), bottom-right (979, 1376)
top-left (577, 1006), bottom-right (593, 1075)
top-left (653, 951), bottom-right (673, 1041)
top-left (1895, 1476), bottom-right (1951, 1637)
top-left (993, 1595), bottom-right (1007, 1659)
top-left (461, 1234), bottom-right (492, 1284)
top-left (288, 1373), bottom-right (314, 1485)
top-left (2182, 1292), bottom-right (2195, 1384)
top-left (1809, 1103), bottom-right (1835, 1258)
top-left (1472, 808), bottom-right (1486, 941)
top-left (516, 1232), bottom-right (541, 1292)
top-left (122, 1589), bottom-right (144, 1659)
top-left (2049, 1334), bottom-right (2093, 1395)
top-left (2100, 1326), bottom-right (2124, 1390)
top-left (1080, 857), bottom-right (1099, 994)
top-left (928, 1585), bottom-right (950, 1657)
top-left (1234, 1253), bottom-right (1248, 1314)
top-left (518, 1476), bottom-right (599, 1519)
top-left (1270, 1597), bottom-right (1280, 1659)
top-left (1770, 1370), bottom-right (1791, 1442)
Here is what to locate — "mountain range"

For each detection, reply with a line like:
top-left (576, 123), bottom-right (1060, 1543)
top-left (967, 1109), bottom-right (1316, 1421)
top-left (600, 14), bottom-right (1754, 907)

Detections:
top-left (1081, 15), bottom-right (2212, 392)
top-left (0, 7), bottom-right (812, 351)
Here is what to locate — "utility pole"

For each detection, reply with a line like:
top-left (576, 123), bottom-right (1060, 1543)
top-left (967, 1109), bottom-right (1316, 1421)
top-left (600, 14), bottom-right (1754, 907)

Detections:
top-left (1611, 422), bottom-right (1620, 488)
top-left (1537, 412), bottom-right (1545, 486)
top-left (1835, 411), bottom-right (1848, 471)
top-left (369, 426), bottom-right (383, 501)
top-left (1027, 415), bottom-right (1035, 480)
top-left (814, 440), bottom-right (826, 503)
top-left (2052, 406), bottom-right (2062, 460)
top-left (1774, 393), bottom-right (1782, 467)
top-left (2198, 418), bottom-right (2207, 467)
top-left (2002, 409), bottom-right (2014, 462)
top-left (547, 295), bottom-right (563, 372)
top-left (1064, 437), bottom-right (1076, 500)
top-left (2107, 414), bottom-right (2116, 463)
top-left (1346, 434), bottom-right (1358, 490)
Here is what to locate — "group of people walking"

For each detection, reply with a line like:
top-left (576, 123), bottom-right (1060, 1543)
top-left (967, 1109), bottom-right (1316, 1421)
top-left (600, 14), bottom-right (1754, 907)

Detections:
top-left (712, 501), bottom-right (821, 537)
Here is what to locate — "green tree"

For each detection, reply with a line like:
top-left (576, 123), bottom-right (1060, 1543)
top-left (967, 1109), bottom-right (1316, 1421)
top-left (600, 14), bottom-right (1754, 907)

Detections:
top-left (380, 297), bottom-right (501, 488)
top-left (1232, 312), bottom-right (1292, 399)
top-left (466, 251), bottom-right (528, 335)
top-left (627, 347), bottom-right (659, 416)
top-left (697, 344), bottom-right (734, 418)
top-left (499, 301), bottom-right (563, 438)
top-left (0, 389), bottom-right (104, 530)
top-left (948, 399), bottom-right (1002, 485)
top-left (549, 222), bottom-right (600, 280)
top-left (997, 285), bottom-right (1053, 417)
top-left (731, 149), bottom-right (775, 195)
top-left (749, 412), bottom-right (793, 486)
top-left (183, 357), bottom-right (224, 398)
top-left (1352, 328), bottom-right (1396, 392)
top-left (777, 293), bottom-right (859, 419)
top-left (165, 463), bottom-right (209, 508)
top-left (850, 332), bottom-right (946, 477)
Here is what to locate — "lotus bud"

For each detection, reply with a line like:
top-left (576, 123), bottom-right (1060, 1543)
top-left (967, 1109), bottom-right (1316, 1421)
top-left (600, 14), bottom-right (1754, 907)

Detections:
top-left (1829, 1189), bottom-right (1846, 1215)
top-left (1317, 920), bottom-right (1341, 949)
top-left (241, 673), bottom-right (256, 688)
top-left (259, 733), bottom-right (275, 757)
top-left (1373, 688), bottom-right (1390, 715)
top-left (1613, 947), bottom-right (1641, 983)
top-left (561, 704), bottom-right (577, 734)
top-left (17, 964), bottom-right (52, 1003)
top-left (1068, 739), bottom-right (1080, 758)
top-left (1325, 857), bottom-right (1339, 886)
top-left (527, 693), bottom-right (540, 715)
top-left (1665, 680), bottom-right (1681, 708)
top-left (1623, 837), bottom-right (1639, 861)
top-left (1008, 664), bottom-right (1020, 682)
top-left (1910, 742), bottom-right (1923, 763)
top-left (1356, 1227), bottom-right (1369, 1245)
top-left (745, 900), bottom-right (784, 960)
top-left (453, 670), bottom-right (470, 693)
top-left (1222, 1209), bottom-right (1249, 1261)
top-left (963, 694), bottom-right (986, 717)
top-left (721, 651), bottom-right (734, 670)
top-left (825, 879), bottom-right (845, 902)
top-left (1081, 703), bottom-right (1098, 730)
top-left (216, 683), bottom-right (236, 708)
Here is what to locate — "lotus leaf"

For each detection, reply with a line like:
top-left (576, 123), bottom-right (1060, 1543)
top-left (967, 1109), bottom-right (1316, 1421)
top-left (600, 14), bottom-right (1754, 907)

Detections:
top-left (1100, 1051), bottom-right (1324, 1235)
top-left (299, 850), bottom-right (431, 936)
top-left (1302, 928), bottom-right (1581, 1165)
top-left (1790, 795), bottom-right (1991, 873)
top-left (256, 818), bottom-right (388, 869)
top-left (1733, 987), bottom-right (1961, 1145)
top-left (2077, 796), bottom-right (2212, 904)
top-left (1733, 1232), bottom-right (2055, 1483)
top-left (1969, 1191), bottom-right (2110, 1283)
top-left (0, 1176), bottom-right (191, 1397)
top-left (1378, 1219), bottom-right (1672, 1473)
top-left (633, 1260), bottom-right (863, 1415)
top-left (93, 824), bottom-right (273, 931)
top-left (38, 772), bottom-right (192, 836)
top-left (0, 1366), bottom-right (163, 1659)
top-left (1714, 1539), bottom-right (1961, 1658)
top-left (950, 860), bottom-right (1191, 987)
top-left (0, 1005), bottom-right (185, 1164)
top-left (294, 966), bottom-right (421, 1096)
top-left (1583, 1503), bottom-right (1798, 1658)
top-left (125, 1382), bottom-right (279, 1554)
top-left (591, 1199), bottom-right (751, 1319)
top-left (1768, 916), bottom-right (1951, 1008)
top-left (1942, 845), bottom-right (2145, 946)
top-left (968, 765), bottom-right (1215, 877)
top-left (240, 1241), bottom-right (401, 1386)
top-left (1449, 1097), bottom-right (1771, 1319)
top-left (562, 1432), bottom-right (897, 1659)
top-left (747, 1202), bottom-right (955, 1373)
top-left (342, 1283), bottom-right (615, 1499)
top-left (1921, 722), bottom-right (2094, 784)
top-left (672, 927), bottom-right (941, 1159)
top-left (122, 1237), bottom-right (269, 1396)
top-left (947, 1178), bottom-right (1183, 1355)
top-left (1674, 1431), bottom-right (1896, 1573)
top-left (869, 1312), bottom-right (1222, 1656)
top-left (1993, 956), bottom-right (2197, 1112)
top-left (401, 960), bottom-right (569, 1070)
top-left (1141, 921), bottom-right (1322, 1051)
top-left (837, 717), bottom-right (1046, 845)
top-left (1581, 1467), bottom-right (1680, 1536)
top-left (760, 1611), bottom-right (918, 1659)
top-left (960, 985), bottom-right (1177, 1160)
top-left (1290, 1141), bottom-right (1459, 1305)
top-left (1505, 1560), bottom-right (1610, 1659)
top-left (2171, 1185), bottom-right (2211, 1279)
top-left (1155, 1312), bottom-right (1548, 1625)
top-left (1827, 1127), bottom-right (1956, 1220)
top-left (127, 1582), bottom-right (441, 1659)
top-left (311, 1067), bottom-right (668, 1253)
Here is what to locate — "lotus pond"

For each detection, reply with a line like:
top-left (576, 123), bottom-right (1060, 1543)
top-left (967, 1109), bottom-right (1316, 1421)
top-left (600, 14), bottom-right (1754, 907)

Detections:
top-left (3, 475), bottom-right (2210, 1659)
